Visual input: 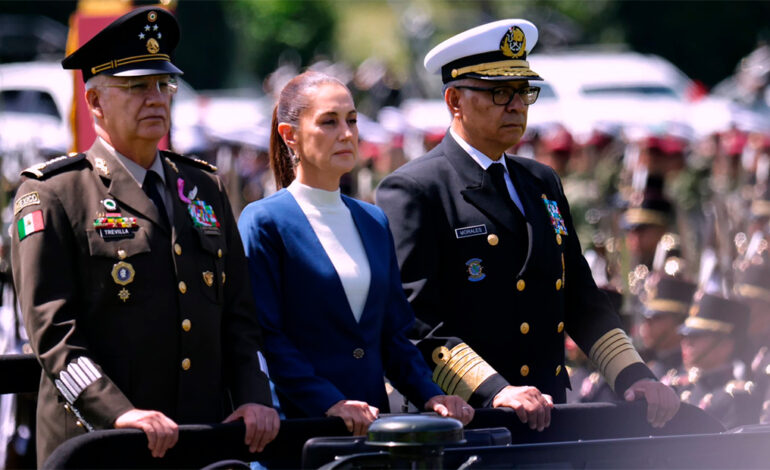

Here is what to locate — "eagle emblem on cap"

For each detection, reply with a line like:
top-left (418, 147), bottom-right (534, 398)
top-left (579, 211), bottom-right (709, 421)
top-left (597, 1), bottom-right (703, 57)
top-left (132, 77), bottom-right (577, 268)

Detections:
top-left (500, 26), bottom-right (526, 59)
top-left (147, 38), bottom-right (160, 54)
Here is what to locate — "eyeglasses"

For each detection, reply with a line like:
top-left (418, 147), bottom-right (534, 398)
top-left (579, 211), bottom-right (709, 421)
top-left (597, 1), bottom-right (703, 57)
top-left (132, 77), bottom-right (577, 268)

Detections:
top-left (100, 77), bottom-right (179, 96)
top-left (453, 85), bottom-right (540, 106)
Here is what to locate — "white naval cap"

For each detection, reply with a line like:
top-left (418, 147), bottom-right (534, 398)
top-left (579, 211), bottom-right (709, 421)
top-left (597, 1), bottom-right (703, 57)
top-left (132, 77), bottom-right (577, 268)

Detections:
top-left (424, 19), bottom-right (542, 84)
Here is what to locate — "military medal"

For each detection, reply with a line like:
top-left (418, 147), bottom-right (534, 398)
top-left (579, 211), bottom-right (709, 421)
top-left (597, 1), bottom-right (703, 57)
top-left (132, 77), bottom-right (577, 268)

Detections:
top-left (94, 213), bottom-right (138, 240)
top-left (465, 258), bottom-right (486, 282)
top-left (178, 178), bottom-right (219, 234)
top-left (102, 199), bottom-right (117, 211)
top-left (542, 195), bottom-right (568, 236)
top-left (111, 261), bottom-right (135, 302)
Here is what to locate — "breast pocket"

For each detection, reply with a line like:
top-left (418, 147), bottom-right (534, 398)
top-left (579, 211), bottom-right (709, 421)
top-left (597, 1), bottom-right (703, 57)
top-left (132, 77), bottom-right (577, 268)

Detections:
top-left (194, 227), bottom-right (227, 305)
top-left (86, 228), bottom-right (152, 303)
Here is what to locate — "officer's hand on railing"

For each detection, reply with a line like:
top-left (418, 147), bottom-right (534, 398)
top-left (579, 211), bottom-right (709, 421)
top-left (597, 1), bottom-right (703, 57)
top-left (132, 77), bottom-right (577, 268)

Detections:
top-left (326, 400), bottom-right (379, 436)
top-left (223, 403), bottom-right (280, 453)
top-left (114, 408), bottom-right (179, 458)
top-left (424, 395), bottom-right (475, 425)
top-left (492, 385), bottom-right (554, 431)
top-left (624, 378), bottom-right (681, 428)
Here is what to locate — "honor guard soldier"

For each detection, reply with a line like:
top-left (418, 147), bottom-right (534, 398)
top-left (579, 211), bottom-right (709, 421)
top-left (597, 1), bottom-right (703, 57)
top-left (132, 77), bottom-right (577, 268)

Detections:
top-left (733, 255), bottom-right (770, 423)
top-left (639, 273), bottom-right (697, 379)
top-left (11, 7), bottom-right (278, 465)
top-left (376, 19), bottom-right (680, 431)
top-left (673, 293), bottom-right (759, 429)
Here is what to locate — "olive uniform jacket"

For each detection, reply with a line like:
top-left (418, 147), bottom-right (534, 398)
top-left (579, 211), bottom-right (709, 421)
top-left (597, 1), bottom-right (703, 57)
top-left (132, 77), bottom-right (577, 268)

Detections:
top-left (11, 139), bottom-right (272, 465)
top-left (376, 133), bottom-right (654, 406)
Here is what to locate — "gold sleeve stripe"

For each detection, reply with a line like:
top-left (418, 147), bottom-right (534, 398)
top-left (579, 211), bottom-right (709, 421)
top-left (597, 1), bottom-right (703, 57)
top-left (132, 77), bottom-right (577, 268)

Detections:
top-left (431, 343), bottom-right (498, 402)
top-left (433, 347), bottom-right (474, 388)
top-left (589, 328), bottom-right (644, 391)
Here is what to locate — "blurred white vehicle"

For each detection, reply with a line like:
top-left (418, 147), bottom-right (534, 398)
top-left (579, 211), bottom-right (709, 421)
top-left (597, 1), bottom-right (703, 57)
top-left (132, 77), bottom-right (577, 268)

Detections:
top-left (528, 50), bottom-right (696, 139)
top-left (0, 61), bottom-right (73, 182)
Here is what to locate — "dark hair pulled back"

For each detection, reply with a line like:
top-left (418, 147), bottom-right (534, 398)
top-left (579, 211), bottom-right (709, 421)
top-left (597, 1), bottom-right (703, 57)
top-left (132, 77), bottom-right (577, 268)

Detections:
top-left (269, 71), bottom-right (346, 189)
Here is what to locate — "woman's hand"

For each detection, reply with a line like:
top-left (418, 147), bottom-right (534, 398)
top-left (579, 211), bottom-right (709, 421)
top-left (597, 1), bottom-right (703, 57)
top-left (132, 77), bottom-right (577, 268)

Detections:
top-left (326, 400), bottom-right (379, 435)
top-left (425, 395), bottom-right (475, 425)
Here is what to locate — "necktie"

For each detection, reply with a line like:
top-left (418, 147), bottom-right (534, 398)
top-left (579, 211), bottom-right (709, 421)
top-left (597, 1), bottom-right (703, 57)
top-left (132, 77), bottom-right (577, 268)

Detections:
top-left (488, 162), bottom-right (527, 220)
top-left (487, 162), bottom-right (514, 207)
top-left (143, 170), bottom-right (170, 230)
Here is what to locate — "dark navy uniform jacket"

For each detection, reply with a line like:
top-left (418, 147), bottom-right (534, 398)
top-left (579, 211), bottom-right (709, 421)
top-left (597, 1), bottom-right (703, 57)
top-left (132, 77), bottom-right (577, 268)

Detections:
top-left (11, 139), bottom-right (272, 465)
top-left (376, 133), bottom-right (653, 405)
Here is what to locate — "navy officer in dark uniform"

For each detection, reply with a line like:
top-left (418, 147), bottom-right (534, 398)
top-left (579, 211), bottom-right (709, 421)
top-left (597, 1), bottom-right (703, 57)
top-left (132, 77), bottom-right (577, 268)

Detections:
top-left (376, 18), bottom-right (680, 431)
top-left (11, 7), bottom-right (278, 465)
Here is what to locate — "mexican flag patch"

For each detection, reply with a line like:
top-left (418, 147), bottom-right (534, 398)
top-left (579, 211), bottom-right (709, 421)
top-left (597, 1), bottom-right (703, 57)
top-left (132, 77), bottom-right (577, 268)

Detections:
top-left (18, 210), bottom-right (44, 240)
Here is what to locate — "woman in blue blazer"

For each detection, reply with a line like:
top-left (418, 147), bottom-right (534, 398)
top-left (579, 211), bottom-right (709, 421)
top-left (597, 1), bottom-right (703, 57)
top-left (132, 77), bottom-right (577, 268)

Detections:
top-left (238, 71), bottom-right (473, 435)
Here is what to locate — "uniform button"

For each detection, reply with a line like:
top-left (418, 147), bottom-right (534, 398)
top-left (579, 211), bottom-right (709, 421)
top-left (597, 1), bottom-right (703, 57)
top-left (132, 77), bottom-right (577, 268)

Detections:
top-left (520, 365), bottom-right (530, 377)
top-left (520, 322), bottom-right (530, 335)
top-left (222, 272), bottom-right (226, 285)
top-left (556, 365), bottom-right (562, 376)
top-left (487, 234), bottom-right (499, 246)
top-left (64, 403), bottom-right (71, 412)
top-left (174, 243), bottom-right (182, 255)
top-left (516, 279), bottom-right (526, 291)
top-left (76, 420), bottom-right (83, 428)
top-left (556, 279), bottom-right (562, 290)
top-left (353, 348), bottom-right (365, 359)
top-left (178, 281), bottom-right (187, 294)
top-left (557, 322), bottom-right (564, 333)
top-left (217, 248), bottom-right (223, 258)
top-left (181, 319), bottom-right (191, 332)
top-left (117, 249), bottom-right (127, 260)
top-left (181, 358), bottom-right (191, 370)
top-left (556, 234), bottom-right (562, 245)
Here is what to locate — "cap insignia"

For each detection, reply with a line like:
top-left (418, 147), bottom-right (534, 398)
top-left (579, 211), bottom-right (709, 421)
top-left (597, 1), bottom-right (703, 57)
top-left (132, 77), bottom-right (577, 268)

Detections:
top-left (147, 38), bottom-right (160, 54)
top-left (147, 11), bottom-right (158, 22)
top-left (500, 26), bottom-right (526, 59)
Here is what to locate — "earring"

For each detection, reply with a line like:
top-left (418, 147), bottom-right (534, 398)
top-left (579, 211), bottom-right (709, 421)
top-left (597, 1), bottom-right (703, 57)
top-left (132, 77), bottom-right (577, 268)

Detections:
top-left (289, 149), bottom-right (300, 165)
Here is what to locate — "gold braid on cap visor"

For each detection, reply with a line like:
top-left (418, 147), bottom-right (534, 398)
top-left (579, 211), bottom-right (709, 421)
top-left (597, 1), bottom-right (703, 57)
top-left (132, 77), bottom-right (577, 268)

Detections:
top-left (451, 59), bottom-right (538, 79)
top-left (683, 316), bottom-right (734, 334)
top-left (643, 299), bottom-right (689, 315)
top-left (91, 53), bottom-right (171, 75)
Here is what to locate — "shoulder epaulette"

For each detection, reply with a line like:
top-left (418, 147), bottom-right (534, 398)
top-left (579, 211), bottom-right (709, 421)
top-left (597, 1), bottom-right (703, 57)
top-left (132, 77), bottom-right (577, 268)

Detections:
top-left (22, 153), bottom-right (86, 179)
top-left (162, 151), bottom-right (218, 173)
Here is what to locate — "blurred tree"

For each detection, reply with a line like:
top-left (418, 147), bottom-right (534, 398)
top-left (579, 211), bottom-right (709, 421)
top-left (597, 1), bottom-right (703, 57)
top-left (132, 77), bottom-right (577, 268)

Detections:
top-left (223, 0), bottom-right (336, 87)
top-left (174, 1), bottom-right (236, 90)
top-left (616, 1), bottom-right (770, 88)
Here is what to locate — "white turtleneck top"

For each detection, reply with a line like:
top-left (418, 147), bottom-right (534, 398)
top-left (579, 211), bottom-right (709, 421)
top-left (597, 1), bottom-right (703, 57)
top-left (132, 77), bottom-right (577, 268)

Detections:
top-left (287, 180), bottom-right (371, 322)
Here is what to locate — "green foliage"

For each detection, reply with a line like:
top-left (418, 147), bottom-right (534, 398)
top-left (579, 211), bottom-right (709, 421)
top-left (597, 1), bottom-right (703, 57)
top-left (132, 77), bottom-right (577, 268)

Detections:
top-left (224, 0), bottom-right (336, 83)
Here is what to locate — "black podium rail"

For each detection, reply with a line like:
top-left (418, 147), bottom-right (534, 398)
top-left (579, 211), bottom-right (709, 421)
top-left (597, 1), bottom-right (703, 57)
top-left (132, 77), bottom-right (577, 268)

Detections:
top-left (440, 427), bottom-right (770, 469)
top-left (43, 402), bottom-right (725, 469)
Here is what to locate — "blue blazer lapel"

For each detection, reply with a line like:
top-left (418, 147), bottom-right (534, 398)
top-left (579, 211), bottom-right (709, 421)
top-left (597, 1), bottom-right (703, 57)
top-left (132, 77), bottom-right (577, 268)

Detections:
top-left (278, 191), bottom-right (362, 333)
top-left (342, 196), bottom-right (383, 330)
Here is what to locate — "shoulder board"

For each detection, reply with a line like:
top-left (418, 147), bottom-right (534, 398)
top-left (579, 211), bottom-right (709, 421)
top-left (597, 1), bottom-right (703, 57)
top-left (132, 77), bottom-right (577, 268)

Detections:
top-left (22, 153), bottom-right (86, 179)
top-left (162, 151), bottom-right (218, 173)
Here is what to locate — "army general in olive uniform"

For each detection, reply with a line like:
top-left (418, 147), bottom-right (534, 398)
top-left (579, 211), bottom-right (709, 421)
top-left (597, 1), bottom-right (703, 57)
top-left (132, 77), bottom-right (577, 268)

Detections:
top-left (10, 7), bottom-right (278, 465)
top-left (376, 19), bottom-right (680, 431)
